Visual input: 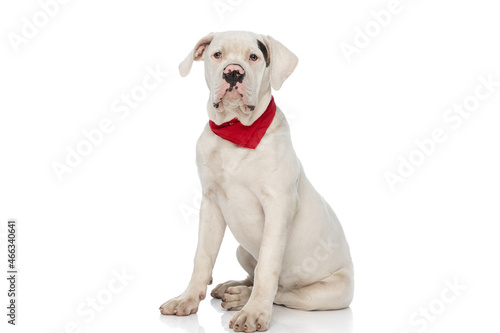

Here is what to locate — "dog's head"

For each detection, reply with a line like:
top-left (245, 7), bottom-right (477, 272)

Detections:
top-left (179, 31), bottom-right (298, 125)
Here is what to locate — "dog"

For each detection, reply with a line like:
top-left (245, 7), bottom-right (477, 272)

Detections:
top-left (160, 31), bottom-right (354, 332)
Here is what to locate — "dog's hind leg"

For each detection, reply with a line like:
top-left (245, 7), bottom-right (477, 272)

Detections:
top-left (210, 245), bottom-right (256, 308)
top-left (274, 267), bottom-right (354, 311)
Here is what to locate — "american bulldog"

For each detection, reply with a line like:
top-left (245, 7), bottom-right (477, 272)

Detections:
top-left (160, 31), bottom-right (354, 332)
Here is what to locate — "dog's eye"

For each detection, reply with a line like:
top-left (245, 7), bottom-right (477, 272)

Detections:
top-left (213, 52), bottom-right (222, 59)
top-left (249, 54), bottom-right (258, 61)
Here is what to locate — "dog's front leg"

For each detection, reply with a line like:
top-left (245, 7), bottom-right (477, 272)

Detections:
top-left (160, 195), bottom-right (226, 316)
top-left (229, 194), bottom-right (297, 332)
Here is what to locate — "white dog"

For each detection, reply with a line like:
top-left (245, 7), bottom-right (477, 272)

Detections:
top-left (160, 31), bottom-right (354, 332)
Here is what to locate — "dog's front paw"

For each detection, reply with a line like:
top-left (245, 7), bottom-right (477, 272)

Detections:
top-left (159, 292), bottom-right (203, 316)
top-left (229, 304), bottom-right (271, 332)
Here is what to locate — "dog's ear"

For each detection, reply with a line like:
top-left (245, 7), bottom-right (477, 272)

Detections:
top-left (179, 32), bottom-right (215, 77)
top-left (262, 35), bottom-right (298, 90)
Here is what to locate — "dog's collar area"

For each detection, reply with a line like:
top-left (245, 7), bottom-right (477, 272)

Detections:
top-left (209, 96), bottom-right (276, 149)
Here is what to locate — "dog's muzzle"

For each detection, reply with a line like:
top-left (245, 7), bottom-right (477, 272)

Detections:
top-left (213, 64), bottom-right (254, 111)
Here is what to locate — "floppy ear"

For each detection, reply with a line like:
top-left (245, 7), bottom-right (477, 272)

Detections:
top-left (179, 32), bottom-right (215, 77)
top-left (263, 35), bottom-right (299, 90)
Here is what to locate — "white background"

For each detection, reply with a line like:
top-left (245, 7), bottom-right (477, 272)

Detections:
top-left (1, 0), bottom-right (500, 332)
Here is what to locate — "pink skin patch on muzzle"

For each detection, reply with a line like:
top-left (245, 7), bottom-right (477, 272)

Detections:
top-left (213, 64), bottom-right (254, 111)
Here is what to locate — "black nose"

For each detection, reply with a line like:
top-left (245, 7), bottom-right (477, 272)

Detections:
top-left (222, 64), bottom-right (246, 86)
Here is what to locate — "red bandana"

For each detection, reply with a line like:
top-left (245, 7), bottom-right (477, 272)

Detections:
top-left (209, 97), bottom-right (276, 149)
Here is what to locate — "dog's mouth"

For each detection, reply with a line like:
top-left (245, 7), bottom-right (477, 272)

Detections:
top-left (212, 86), bottom-right (255, 112)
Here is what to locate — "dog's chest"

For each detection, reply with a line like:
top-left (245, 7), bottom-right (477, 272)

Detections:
top-left (201, 137), bottom-right (260, 185)
top-left (198, 141), bottom-right (266, 253)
